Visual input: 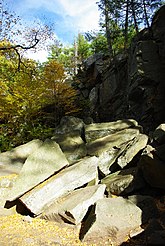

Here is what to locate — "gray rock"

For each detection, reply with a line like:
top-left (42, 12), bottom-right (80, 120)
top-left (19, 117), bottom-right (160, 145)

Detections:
top-left (41, 184), bottom-right (105, 225)
top-left (19, 156), bottom-right (98, 215)
top-left (85, 119), bottom-right (138, 143)
top-left (54, 116), bottom-right (84, 135)
top-left (8, 139), bottom-right (69, 201)
top-left (97, 143), bottom-right (125, 175)
top-left (139, 145), bottom-right (165, 189)
top-left (52, 131), bottom-right (87, 164)
top-left (128, 195), bottom-right (159, 223)
top-left (101, 167), bottom-right (145, 196)
top-left (117, 133), bottom-right (148, 168)
top-left (98, 132), bottom-right (147, 175)
top-left (0, 139), bottom-right (43, 169)
top-left (80, 197), bottom-right (142, 245)
top-left (87, 127), bottom-right (141, 156)
top-left (153, 124), bottom-right (165, 144)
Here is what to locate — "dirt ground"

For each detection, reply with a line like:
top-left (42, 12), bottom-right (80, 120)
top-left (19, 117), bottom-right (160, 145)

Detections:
top-left (0, 213), bottom-right (93, 246)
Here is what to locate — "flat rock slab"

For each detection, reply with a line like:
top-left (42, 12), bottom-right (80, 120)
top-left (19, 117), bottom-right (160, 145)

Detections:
top-left (8, 139), bottom-right (69, 201)
top-left (19, 156), bottom-right (98, 215)
top-left (52, 131), bottom-right (87, 164)
top-left (85, 119), bottom-right (138, 143)
top-left (117, 133), bottom-right (148, 168)
top-left (80, 197), bottom-right (142, 245)
top-left (42, 184), bottom-right (106, 225)
top-left (101, 167), bottom-right (145, 195)
top-left (87, 128), bottom-right (141, 156)
top-left (0, 139), bottom-right (43, 168)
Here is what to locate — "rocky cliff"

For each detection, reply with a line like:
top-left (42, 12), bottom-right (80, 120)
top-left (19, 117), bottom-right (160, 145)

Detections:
top-left (76, 5), bottom-right (165, 133)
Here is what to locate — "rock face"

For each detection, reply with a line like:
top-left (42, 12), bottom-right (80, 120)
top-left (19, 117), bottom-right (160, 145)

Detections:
top-left (8, 139), bottom-right (69, 201)
top-left (76, 5), bottom-right (165, 133)
top-left (80, 197), bottom-right (142, 245)
top-left (19, 156), bottom-right (98, 215)
top-left (1, 117), bottom-right (165, 245)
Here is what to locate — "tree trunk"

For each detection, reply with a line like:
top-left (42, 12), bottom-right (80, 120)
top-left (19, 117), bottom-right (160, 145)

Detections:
top-left (124, 0), bottom-right (129, 49)
top-left (142, 0), bottom-right (150, 28)
top-left (130, 0), bottom-right (139, 33)
top-left (104, 0), bottom-right (113, 55)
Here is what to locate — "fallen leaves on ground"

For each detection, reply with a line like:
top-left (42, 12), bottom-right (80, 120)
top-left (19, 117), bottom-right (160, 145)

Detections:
top-left (0, 213), bottom-right (96, 246)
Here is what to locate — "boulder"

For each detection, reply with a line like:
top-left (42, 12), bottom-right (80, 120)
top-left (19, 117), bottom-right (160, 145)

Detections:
top-left (41, 184), bottom-right (106, 225)
top-left (97, 142), bottom-right (126, 175)
top-left (80, 197), bottom-right (142, 245)
top-left (139, 145), bottom-right (165, 189)
top-left (85, 119), bottom-right (138, 143)
top-left (153, 124), bottom-right (165, 144)
top-left (96, 133), bottom-right (147, 175)
top-left (19, 156), bottom-right (98, 215)
top-left (8, 139), bottom-right (69, 201)
top-left (117, 133), bottom-right (148, 168)
top-left (128, 195), bottom-right (159, 223)
top-left (52, 131), bottom-right (87, 164)
top-left (0, 139), bottom-right (43, 169)
top-left (87, 127), bottom-right (141, 156)
top-left (101, 167), bottom-right (145, 196)
top-left (54, 116), bottom-right (84, 135)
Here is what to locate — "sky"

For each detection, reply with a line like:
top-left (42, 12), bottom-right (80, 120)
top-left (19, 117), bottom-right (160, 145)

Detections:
top-left (5, 0), bottom-right (100, 62)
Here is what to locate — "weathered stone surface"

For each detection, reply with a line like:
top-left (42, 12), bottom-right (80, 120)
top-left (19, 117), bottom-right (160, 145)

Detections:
top-left (52, 131), bottom-right (87, 164)
top-left (87, 128), bottom-right (141, 156)
top-left (128, 195), bottom-right (159, 223)
top-left (139, 145), bottom-right (165, 189)
top-left (41, 184), bottom-right (105, 225)
top-left (0, 139), bottom-right (43, 168)
top-left (117, 133), bottom-right (148, 168)
top-left (19, 156), bottom-right (98, 215)
top-left (101, 167), bottom-right (145, 196)
top-left (97, 143), bottom-right (126, 175)
top-left (80, 197), bottom-right (142, 245)
top-left (153, 124), bottom-right (165, 144)
top-left (54, 116), bottom-right (84, 135)
top-left (76, 6), bottom-right (165, 132)
top-left (85, 119), bottom-right (138, 143)
top-left (97, 133), bottom-right (147, 176)
top-left (8, 139), bottom-right (69, 201)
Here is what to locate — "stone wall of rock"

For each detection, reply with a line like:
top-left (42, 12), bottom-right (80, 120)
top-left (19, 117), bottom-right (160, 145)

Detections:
top-left (76, 5), bottom-right (165, 133)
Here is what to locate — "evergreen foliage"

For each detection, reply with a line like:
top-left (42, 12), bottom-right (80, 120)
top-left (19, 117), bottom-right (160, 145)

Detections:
top-left (96, 0), bottom-right (164, 53)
